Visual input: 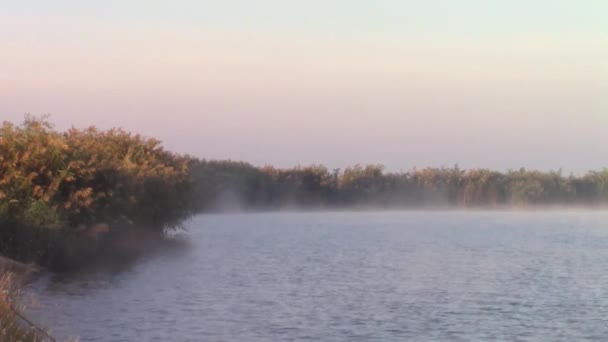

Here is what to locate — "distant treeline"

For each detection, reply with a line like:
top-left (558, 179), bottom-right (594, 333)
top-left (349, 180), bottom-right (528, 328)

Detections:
top-left (0, 116), bottom-right (607, 268)
top-left (188, 161), bottom-right (608, 210)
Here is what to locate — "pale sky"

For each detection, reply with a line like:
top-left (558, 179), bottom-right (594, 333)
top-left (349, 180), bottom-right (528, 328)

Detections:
top-left (1, 1), bottom-right (607, 173)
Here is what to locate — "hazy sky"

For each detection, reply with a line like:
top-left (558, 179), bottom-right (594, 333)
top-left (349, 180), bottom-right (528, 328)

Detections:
top-left (1, 1), bottom-right (606, 173)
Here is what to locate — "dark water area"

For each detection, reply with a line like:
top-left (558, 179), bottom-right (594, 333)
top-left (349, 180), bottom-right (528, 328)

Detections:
top-left (26, 211), bottom-right (608, 341)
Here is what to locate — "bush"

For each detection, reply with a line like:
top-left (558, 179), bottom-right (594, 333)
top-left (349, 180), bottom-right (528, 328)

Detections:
top-left (0, 116), bottom-right (194, 267)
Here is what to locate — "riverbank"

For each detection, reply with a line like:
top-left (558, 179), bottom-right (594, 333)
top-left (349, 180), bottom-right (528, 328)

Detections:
top-left (0, 255), bottom-right (48, 341)
top-left (0, 255), bottom-right (39, 277)
top-left (0, 116), bottom-right (606, 340)
top-left (2, 115), bottom-right (608, 270)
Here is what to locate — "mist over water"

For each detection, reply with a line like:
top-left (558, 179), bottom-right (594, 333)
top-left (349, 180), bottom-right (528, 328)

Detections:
top-left (2, 2), bottom-right (606, 341)
top-left (26, 210), bottom-right (608, 341)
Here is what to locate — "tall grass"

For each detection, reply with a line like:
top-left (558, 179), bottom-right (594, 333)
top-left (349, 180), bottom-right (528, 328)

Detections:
top-left (0, 273), bottom-right (47, 341)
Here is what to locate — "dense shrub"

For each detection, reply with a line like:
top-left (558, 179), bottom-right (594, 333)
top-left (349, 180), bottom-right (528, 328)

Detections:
top-left (0, 116), bottom-right (193, 266)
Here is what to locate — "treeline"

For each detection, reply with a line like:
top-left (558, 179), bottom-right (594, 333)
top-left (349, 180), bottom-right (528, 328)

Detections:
top-left (1, 116), bottom-right (607, 268)
top-left (188, 161), bottom-right (608, 210)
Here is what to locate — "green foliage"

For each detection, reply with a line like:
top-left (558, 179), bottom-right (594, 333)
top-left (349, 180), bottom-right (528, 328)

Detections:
top-left (19, 201), bottom-right (65, 231)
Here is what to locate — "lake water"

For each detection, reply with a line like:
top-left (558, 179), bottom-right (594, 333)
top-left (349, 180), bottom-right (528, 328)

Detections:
top-left (26, 211), bottom-right (608, 341)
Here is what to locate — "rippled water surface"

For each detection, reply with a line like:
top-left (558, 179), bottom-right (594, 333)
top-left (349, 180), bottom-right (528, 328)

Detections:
top-left (27, 211), bottom-right (608, 341)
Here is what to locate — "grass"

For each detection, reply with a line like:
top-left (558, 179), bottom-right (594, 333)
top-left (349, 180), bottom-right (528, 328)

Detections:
top-left (0, 273), bottom-right (48, 341)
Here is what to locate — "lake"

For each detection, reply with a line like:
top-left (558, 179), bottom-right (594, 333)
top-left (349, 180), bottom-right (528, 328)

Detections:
top-left (26, 211), bottom-right (608, 341)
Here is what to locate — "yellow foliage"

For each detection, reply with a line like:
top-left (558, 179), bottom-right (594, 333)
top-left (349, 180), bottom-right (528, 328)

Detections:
top-left (0, 115), bottom-right (192, 232)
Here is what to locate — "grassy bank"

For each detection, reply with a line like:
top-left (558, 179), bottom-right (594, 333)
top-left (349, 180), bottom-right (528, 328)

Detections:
top-left (0, 271), bottom-right (49, 341)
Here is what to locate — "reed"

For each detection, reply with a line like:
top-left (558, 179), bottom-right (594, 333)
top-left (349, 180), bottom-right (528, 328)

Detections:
top-left (0, 273), bottom-right (49, 342)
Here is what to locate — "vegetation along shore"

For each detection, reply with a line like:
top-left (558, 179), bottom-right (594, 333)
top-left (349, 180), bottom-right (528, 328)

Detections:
top-left (0, 115), bottom-right (607, 339)
top-left (1, 115), bottom-right (607, 269)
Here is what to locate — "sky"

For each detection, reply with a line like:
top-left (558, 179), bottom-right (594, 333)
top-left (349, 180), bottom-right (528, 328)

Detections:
top-left (1, 1), bottom-right (607, 173)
